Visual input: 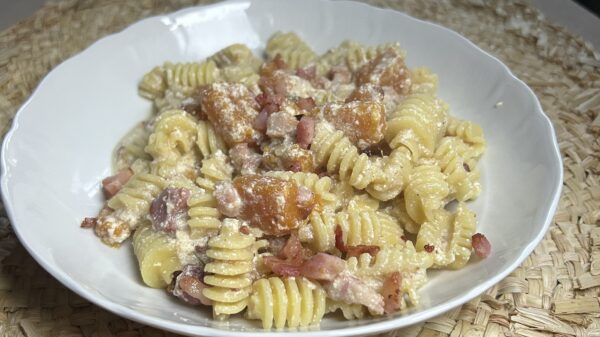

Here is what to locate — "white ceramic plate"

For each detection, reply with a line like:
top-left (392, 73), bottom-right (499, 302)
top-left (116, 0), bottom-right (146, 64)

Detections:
top-left (1, 0), bottom-right (562, 336)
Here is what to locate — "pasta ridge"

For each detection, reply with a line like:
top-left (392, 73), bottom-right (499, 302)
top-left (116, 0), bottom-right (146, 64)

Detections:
top-left (145, 109), bottom-right (198, 179)
top-left (300, 209), bottom-right (402, 252)
top-left (434, 137), bottom-right (482, 201)
top-left (312, 122), bottom-right (380, 190)
top-left (415, 203), bottom-right (476, 269)
top-left (132, 224), bottom-right (182, 288)
top-left (247, 277), bottom-right (326, 329)
top-left (203, 220), bottom-right (256, 318)
top-left (366, 147), bottom-right (412, 201)
top-left (266, 32), bottom-right (317, 69)
top-left (385, 94), bottom-right (448, 161)
top-left (403, 164), bottom-right (450, 226)
top-left (196, 120), bottom-right (228, 159)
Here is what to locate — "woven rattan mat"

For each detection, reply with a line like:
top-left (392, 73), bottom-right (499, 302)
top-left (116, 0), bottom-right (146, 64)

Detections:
top-left (0, 0), bottom-right (599, 336)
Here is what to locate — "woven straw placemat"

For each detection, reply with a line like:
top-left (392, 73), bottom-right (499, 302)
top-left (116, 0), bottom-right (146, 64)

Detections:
top-left (0, 0), bottom-right (599, 336)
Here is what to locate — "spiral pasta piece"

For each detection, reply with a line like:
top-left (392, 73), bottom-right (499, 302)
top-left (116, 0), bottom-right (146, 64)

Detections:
top-left (187, 193), bottom-right (221, 238)
top-left (139, 66), bottom-right (167, 99)
top-left (366, 147), bottom-right (412, 201)
top-left (389, 199), bottom-right (420, 234)
top-left (345, 242), bottom-right (432, 306)
top-left (385, 94), bottom-right (448, 160)
top-left (163, 60), bottom-right (222, 92)
top-left (132, 223), bottom-right (182, 288)
top-left (347, 193), bottom-right (380, 212)
top-left (316, 41), bottom-right (376, 74)
top-left (300, 209), bottom-right (402, 253)
top-left (210, 43), bottom-right (260, 68)
top-left (186, 154), bottom-right (232, 238)
top-left (266, 32), bottom-right (317, 69)
top-left (346, 242), bottom-right (433, 278)
top-left (403, 164), bottom-right (450, 225)
top-left (202, 220), bottom-right (256, 318)
top-left (316, 40), bottom-right (405, 75)
top-left (105, 173), bottom-right (167, 230)
top-left (312, 122), bottom-right (380, 190)
top-left (196, 120), bottom-right (227, 159)
top-left (94, 173), bottom-right (167, 246)
top-left (410, 66), bottom-right (439, 95)
top-left (195, 152), bottom-right (233, 192)
top-left (446, 117), bottom-right (486, 149)
top-left (146, 110), bottom-right (198, 158)
top-left (265, 171), bottom-right (336, 210)
top-left (415, 203), bottom-right (476, 269)
top-left (247, 277), bottom-right (326, 329)
top-left (146, 110), bottom-right (199, 179)
top-left (434, 137), bottom-right (482, 201)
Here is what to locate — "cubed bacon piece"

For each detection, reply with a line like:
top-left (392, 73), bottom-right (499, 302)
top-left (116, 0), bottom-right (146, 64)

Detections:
top-left (355, 49), bottom-right (411, 96)
top-left (327, 65), bottom-right (352, 84)
top-left (102, 168), bottom-right (133, 199)
top-left (262, 256), bottom-right (302, 277)
top-left (253, 110), bottom-right (269, 133)
top-left (295, 97), bottom-right (316, 112)
top-left (255, 92), bottom-right (284, 110)
top-left (263, 232), bottom-right (310, 276)
top-left (325, 271), bottom-right (384, 315)
top-left (280, 232), bottom-right (306, 262)
top-left (239, 225), bottom-right (250, 235)
top-left (214, 181), bottom-right (243, 217)
top-left (346, 83), bottom-right (384, 103)
top-left (472, 233), bottom-right (491, 258)
top-left (296, 65), bottom-right (316, 81)
top-left (259, 70), bottom-right (289, 97)
top-left (335, 224), bottom-right (346, 253)
top-left (296, 116), bottom-right (315, 149)
top-left (266, 112), bottom-right (298, 138)
top-left (382, 272), bottom-right (402, 313)
top-left (200, 83), bottom-right (262, 146)
top-left (321, 101), bottom-right (385, 149)
top-left (229, 143), bottom-right (262, 175)
top-left (80, 217), bottom-right (97, 228)
top-left (149, 187), bottom-right (191, 235)
top-left (168, 264), bottom-right (211, 306)
top-left (232, 175), bottom-right (316, 236)
top-left (300, 253), bottom-right (346, 281)
top-left (346, 245), bottom-right (380, 258)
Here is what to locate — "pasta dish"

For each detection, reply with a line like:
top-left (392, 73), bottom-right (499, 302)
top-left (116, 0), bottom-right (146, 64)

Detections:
top-left (80, 32), bottom-right (491, 329)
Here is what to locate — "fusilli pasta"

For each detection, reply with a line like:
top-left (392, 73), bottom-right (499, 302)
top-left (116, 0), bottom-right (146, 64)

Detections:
top-left (403, 164), bottom-right (450, 225)
top-left (265, 32), bottom-right (317, 69)
top-left (247, 276), bottom-right (326, 329)
top-left (385, 94), bottom-right (448, 161)
top-left (415, 203), bottom-right (476, 269)
top-left (132, 223), bottom-right (182, 288)
top-left (203, 219), bottom-right (256, 318)
top-left (312, 122), bottom-right (380, 189)
top-left (301, 209), bottom-right (402, 252)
